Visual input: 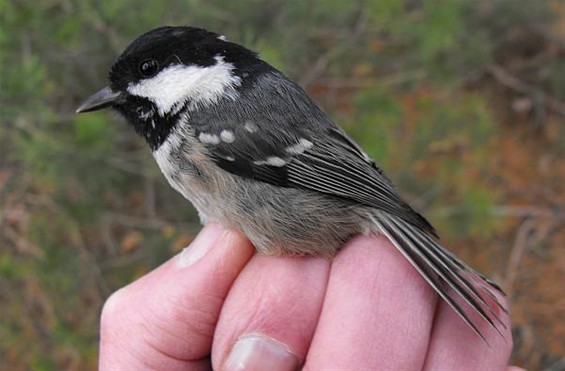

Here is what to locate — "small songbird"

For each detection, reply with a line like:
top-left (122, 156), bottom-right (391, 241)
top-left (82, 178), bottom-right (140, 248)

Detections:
top-left (77, 26), bottom-right (506, 340)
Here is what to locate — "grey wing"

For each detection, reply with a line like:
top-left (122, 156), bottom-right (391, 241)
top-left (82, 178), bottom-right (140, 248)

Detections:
top-left (195, 112), bottom-right (435, 235)
top-left (189, 70), bottom-right (435, 233)
top-left (286, 127), bottom-right (437, 236)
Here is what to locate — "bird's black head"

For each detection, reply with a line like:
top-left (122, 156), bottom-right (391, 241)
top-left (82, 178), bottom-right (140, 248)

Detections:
top-left (76, 26), bottom-right (263, 150)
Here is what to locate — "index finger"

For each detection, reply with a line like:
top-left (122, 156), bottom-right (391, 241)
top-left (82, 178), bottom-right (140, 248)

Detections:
top-left (305, 235), bottom-right (437, 370)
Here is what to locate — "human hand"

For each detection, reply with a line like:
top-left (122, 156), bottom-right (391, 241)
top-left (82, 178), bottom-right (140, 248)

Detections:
top-left (99, 223), bottom-right (517, 370)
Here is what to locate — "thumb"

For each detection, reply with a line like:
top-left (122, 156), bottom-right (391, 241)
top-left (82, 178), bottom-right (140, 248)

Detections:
top-left (99, 224), bottom-right (254, 370)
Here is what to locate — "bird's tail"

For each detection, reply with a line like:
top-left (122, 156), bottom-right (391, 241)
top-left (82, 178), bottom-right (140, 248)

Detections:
top-left (373, 212), bottom-right (508, 342)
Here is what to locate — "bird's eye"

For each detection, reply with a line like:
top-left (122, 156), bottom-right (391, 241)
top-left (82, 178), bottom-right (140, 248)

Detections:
top-left (139, 59), bottom-right (159, 77)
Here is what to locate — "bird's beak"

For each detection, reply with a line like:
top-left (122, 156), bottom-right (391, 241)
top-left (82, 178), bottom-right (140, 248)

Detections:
top-left (76, 87), bottom-right (124, 113)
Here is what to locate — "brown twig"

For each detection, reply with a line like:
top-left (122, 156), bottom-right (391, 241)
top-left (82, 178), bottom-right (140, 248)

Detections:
top-left (99, 250), bottom-right (148, 270)
top-left (491, 205), bottom-right (565, 221)
top-left (299, 12), bottom-right (369, 87)
top-left (79, 3), bottom-right (123, 54)
top-left (504, 218), bottom-right (536, 294)
top-left (104, 212), bottom-right (197, 232)
top-left (486, 63), bottom-right (565, 117)
top-left (310, 69), bottom-right (427, 89)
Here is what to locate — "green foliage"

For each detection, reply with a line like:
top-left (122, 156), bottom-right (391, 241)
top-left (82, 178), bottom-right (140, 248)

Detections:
top-left (549, 59), bottom-right (565, 100)
top-left (366, 0), bottom-right (404, 25)
top-left (73, 114), bottom-right (115, 152)
top-left (418, 1), bottom-right (464, 62)
top-left (442, 186), bottom-right (499, 237)
top-left (352, 83), bottom-right (499, 239)
top-left (350, 85), bottom-right (404, 161)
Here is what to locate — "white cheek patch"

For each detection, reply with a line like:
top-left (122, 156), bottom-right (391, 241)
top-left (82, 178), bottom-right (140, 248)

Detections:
top-left (127, 56), bottom-right (242, 116)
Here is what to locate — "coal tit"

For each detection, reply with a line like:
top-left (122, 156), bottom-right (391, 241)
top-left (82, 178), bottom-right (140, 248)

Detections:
top-left (77, 26), bottom-right (507, 340)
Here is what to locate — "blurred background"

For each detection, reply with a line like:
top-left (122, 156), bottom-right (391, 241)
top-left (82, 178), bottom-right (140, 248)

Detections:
top-left (1, 0), bottom-right (564, 369)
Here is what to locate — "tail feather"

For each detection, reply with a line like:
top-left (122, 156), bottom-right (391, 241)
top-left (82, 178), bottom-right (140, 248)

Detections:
top-left (433, 241), bottom-right (509, 314)
top-left (402, 221), bottom-right (507, 330)
top-left (425, 229), bottom-right (509, 318)
top-left (374, 213), bottom-right (507, 343)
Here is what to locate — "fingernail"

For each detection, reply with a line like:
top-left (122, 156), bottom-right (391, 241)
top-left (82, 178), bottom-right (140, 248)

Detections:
top-left (177, 223), bottom-right (224, 267)
top-left (224, 335), bottom-right (299, 371)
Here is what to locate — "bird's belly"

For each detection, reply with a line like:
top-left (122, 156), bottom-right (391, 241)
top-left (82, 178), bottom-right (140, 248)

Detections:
top-left (153, 141), bottom-right (225, 222)
top-left (153, 139), bottom-right (374, 256)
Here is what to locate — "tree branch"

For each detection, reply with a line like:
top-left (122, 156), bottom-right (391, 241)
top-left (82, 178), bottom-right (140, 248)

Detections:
top-left (486, 63), bottom-right (565, 117)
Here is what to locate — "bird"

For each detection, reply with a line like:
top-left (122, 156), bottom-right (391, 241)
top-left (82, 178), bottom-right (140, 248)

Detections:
top-left (77, 26), bottom-right (507, 341)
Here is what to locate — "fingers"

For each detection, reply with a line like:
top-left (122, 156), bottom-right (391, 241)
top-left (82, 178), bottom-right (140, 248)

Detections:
top-left (99, 224), bottom-right (254, 370)
top-left (304, 235), bottom-right (438, 370)
top-left (212, 254), bottom-right (331, 370)
top-left (99, 225), bottom-right (515, 371)
top-left (423, 285), bottom-right (513, 370)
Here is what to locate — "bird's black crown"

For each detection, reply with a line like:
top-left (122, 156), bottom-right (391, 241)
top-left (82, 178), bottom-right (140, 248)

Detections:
top-left (109, 26), bottom-right (259, 91)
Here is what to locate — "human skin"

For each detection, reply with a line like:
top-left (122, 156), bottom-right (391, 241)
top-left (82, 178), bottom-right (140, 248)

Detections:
top-left (99, 223), bottom-right (519, 370)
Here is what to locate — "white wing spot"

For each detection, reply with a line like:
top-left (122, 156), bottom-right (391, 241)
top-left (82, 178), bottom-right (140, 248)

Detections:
top-left (244, 121), bottom-right (258, 133)
top-left (218, 35), bottom-right (227, 41)
top-left (220, 130), bottom-right (235, 143)
top-left (254, 156), bottom-right (286, 167)
top-left (267, 157), bottom-right (286, 167)
top-left (225, 156), bottom-right (235, 161)
top-left (286, 138), bottom-right (313, 155)
top-left (198, 133), bottom-right (220, 145)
